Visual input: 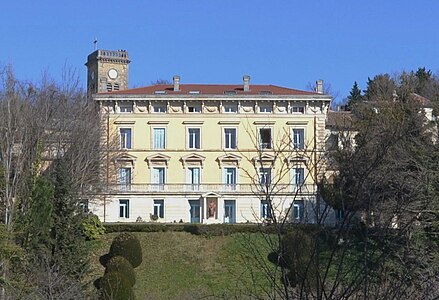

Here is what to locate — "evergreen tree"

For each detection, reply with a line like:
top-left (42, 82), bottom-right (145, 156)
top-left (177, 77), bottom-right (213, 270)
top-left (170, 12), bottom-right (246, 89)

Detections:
top-left (22, 176), bottom-right (54, 255)
top-left (346, 81), bottom-right (363, 110)
top-left (49, 158), bottom-right (89, 281)
top-left (363, 74), bottom-right (396, 102)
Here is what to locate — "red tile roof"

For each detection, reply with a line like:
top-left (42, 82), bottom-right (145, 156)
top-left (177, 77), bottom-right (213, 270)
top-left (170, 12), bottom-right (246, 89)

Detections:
top-left (99, 84), bottom-right (320, 96)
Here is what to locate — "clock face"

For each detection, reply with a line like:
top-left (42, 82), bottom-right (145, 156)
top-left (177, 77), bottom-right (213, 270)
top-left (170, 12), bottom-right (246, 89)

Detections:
top-left (90, 70), bottom-right (95, 80)
top-left (108, 68), bottom-right (118, 79)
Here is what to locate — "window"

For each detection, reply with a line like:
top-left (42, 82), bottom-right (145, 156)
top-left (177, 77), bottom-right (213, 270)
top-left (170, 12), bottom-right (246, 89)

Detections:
top-left (188, 128), bottom-right (201, 149)
top-left (118, 167), bottom-right (131, 190)
top-left (188, 104), bottom-right (201, 113)
top-left (292, 105), bottom-right (305, 114)
top-left (119, 199), bottom-right (129, 218)
top-left (259, 128), bottom-right (272, 149)
top-left (106, 83), bottom-right (113, 92)
top-left (119, 104), bottom-right (133, 113)
top-left (189, 200), bottom-right (201, 223)
top-left (152, 167), bottom-right (165, 190)
top-left (153, 199), bottom-right (164, 218)
top-left (113, 83), bottom-right (120, 91)
top-left (224, 200), bottom-right (236, 223)
top-left (293, 128), bottom-right (305, 149)
top-left (260, 104), bottom-right (272, 113)
top-left (292, 168), bottom-right (305, 187)
top-left (224, 167), bottom-right (237, 190)
top-left (293, 200), bottom-right (304, 221)
top-left (261, 200), bottom-right (272, 219)
top-left (153, 128), bottom-right (166, 149)
top-left (119, 128), bottom-right (132, 149)
top-left (187, 167), bottom-right (201, 190)
top-left (224, 128), bottom-right (237, 149)
top-left (259, 167), bottom-right (272, 186)
top-left (153, 104), bottom-right (166, 113)
top-left (223, 103), bottom-right (237, 113)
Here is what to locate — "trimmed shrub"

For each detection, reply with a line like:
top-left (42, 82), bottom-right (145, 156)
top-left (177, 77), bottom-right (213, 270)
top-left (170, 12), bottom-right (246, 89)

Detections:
top-left (109, 233), bottom-right (143, 268)
top-left (82, 214), bottom-right (105, 240)
top-left (280, 227), bottom-right (318, 288)
top-left (105, 256), bottom-right (136, 286)
top-left (99, 271), bottom-right (134, 300)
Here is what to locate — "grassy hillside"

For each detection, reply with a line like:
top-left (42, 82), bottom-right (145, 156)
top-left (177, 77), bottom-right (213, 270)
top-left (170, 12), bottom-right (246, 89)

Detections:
top-left (90, 231), bottom-right (277, 299)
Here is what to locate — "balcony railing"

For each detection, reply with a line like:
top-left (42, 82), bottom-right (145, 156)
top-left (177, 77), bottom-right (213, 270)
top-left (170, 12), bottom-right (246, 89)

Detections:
top-left (105, 183), bottom-right (317, 195)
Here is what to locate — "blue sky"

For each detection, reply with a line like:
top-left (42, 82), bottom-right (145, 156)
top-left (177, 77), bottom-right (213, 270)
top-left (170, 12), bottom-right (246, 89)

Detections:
top-left (1, 1), bottom-right (438, 103)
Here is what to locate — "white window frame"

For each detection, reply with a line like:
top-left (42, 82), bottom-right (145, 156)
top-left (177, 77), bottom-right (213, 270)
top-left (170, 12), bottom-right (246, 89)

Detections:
top-left (119, 103), bottom-right (133, 113)
top-left (187, 127), bottom-right (201, 149)
top-left (293, 200), bottom-right (304, 220)
top-left (153, 103), bottom-right (167, 113)
top-left (223, 102), bottom-right (238, 113)
top-left (118, 167), bottom-right (132, 188)
top-left (223, 167), bottom-right (237, 190)
top-left (119, 199), bottom-right (130, 218)
top-left (291, 105), bottom-right (305, 114)
top-left (119, 127), bottom-right (132, 149)
top-left (153, 199), bottom-right (165, 218)
top-left (291, 167), bottom-right (305, 189)
top-left (259, 167), bottom-right (272, 186)
top-left (258, 127), bottom-right (272, 150)
top-left (187, 167), bottom-right (201, 191)
top-left (261, 200), bottom-right (272, 219)
top-left (292, 128), bottom-right (305, 149)
top-left (223, 127), bottom-right (237, 150)
top-left (259, 103), bottom-right (273, 113)
top-left (187, 103), bottom-right (202, 113)
top-left (151, 167), bottom-right (166, 190)
top-left (152, 127), bottom-right (166, 150)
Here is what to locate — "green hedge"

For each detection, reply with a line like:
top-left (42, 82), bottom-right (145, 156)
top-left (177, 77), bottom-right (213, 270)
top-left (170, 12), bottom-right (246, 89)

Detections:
top-left (109, 233), bottom-right (143, 268)
top-left (104, 223), bottom-right (319, 236)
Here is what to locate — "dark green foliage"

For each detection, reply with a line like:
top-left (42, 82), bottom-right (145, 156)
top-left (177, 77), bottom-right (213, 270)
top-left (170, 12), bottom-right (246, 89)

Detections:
top-left (281, 228), bottom-right (318, 289)
top-left (110, 233), bottom-right (143, 268)
top-left (104, 223), bottom-right (282, 235)
top-left (99, 271), bottom-right (134, 300)
top-left (106, 256), bottom-right (136, 286)
top-left (48, 159), bottom-right (90, 280)
top-left (82, 213), bottom-right (106, 240)
top-left (346, 81), bottom-right (363, 110)
top-left (104, 223), bottom-right (182, 233)
top-left (20, 176), bottom-right (54, 253)
top-left (363, 74), bottom-right (396, 102)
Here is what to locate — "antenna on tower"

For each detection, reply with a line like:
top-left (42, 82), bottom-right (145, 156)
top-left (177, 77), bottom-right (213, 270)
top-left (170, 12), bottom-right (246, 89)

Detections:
top-left (93, 37), bottom-right (98, 51)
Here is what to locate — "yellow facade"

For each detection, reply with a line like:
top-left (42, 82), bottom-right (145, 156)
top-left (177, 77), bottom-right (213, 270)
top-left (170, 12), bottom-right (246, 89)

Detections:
top-left (88, 50), bottom-right (332, 224)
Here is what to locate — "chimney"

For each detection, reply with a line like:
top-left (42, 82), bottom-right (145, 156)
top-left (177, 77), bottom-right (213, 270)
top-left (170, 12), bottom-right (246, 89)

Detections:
top-left (316, 79), bottom-right (323, 94)
top-left (173, 75), bottom-right (180, 92)
top-left (243, 75), bottom-right (250, 92)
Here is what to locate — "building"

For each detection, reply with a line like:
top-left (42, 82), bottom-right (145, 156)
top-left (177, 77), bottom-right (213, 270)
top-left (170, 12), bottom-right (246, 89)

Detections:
top-left (87, 49), bottom-right (332, 224)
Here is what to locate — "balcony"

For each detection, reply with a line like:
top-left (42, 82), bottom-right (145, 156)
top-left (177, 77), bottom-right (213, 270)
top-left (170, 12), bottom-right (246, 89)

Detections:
top-left (104, 183), bottom-right (317, 195)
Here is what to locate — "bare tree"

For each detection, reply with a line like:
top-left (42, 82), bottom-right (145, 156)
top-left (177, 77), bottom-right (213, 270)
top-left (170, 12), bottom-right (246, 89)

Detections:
top-left (0, 66), bottom-right (119, 299)
top-left (232, 75), bottom-right (439, 299)
top-left (231, 118), bottom-right (331, 299)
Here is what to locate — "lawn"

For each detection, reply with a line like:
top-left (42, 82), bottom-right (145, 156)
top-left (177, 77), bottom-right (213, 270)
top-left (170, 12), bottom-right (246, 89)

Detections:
top-left (90, 231), bottom-right (279, 299)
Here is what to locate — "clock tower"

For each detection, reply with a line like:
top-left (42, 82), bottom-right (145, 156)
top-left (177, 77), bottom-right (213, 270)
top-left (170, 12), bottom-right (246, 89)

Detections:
top-left (85, 49), bottom-right (130, 96)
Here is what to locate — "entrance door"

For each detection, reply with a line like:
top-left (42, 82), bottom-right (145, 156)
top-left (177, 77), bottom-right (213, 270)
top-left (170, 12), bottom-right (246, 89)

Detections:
top-left (189, 200), bottom-right (201, 223)
top-left (224, 200), bottom-right (236, 223)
